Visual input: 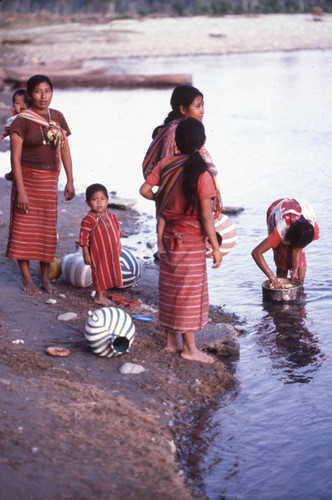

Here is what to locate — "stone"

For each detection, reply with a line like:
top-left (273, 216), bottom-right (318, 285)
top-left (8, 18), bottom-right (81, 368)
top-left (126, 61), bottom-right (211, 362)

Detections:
top-left (57, 312), bottom-right (78, 321)
top-left (119, 362), bottom-right (145, 374)
top-left (108, 197), bottom-right (137, 210)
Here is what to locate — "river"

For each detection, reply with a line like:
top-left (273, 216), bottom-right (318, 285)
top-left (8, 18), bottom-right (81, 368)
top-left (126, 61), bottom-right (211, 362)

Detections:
top-left (0, 49), bottom-right (331, 499)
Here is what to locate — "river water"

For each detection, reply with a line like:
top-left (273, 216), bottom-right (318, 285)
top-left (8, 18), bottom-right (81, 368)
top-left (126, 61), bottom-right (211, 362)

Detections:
top-left (1, 49), bottom-right (331, 499)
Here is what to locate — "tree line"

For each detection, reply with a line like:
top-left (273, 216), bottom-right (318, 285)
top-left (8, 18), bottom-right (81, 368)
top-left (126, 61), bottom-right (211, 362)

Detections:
top-left (0, 0), bottom-right (330, 16)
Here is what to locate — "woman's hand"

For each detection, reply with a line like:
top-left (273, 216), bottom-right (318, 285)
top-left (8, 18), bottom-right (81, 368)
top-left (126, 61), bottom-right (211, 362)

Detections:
top-left (16, 190), bottom-right (29, 213)
top-left (200, 198), bottom-right (223, 270)
top-left (211, 248), bottom-right (222, 269)
top-left (269, 275), bottom-right (282, 289)
top-left (64, 180), bottom-right (75, 201)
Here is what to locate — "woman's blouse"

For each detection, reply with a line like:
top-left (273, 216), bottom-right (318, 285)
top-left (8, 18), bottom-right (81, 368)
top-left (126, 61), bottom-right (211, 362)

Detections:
top-left (10, 109), bottom-right (71, 171)
top-left (267, 197), bottom-right (319, 248)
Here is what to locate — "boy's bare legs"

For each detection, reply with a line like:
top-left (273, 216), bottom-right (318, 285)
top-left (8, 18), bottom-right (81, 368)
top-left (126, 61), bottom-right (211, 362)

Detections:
top-left (18, 259), bottom-right (41, 295)
top-left (181, 331), bottom-right (215, 364)
top-left (165, 331), bottom-right (183, 353)
top-left (94, 291), bottom-right (113, 306)
top-left (39, 261), bottom-right (57, 294)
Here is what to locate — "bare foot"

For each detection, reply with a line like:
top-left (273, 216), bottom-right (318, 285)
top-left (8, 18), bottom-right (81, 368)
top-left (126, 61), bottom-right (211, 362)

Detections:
top-left (40, 282), bottom-right (58, 294)
top-left (165, 345), bottom-right (183, 354)
top-left (181, 349), bottom-right (215, 364)
top-left (165, 332), bottom-right (182, 353)
top-left (94, 296), bottom-right (113, 307)
top-left (22, 282), bottom-right (42, 295)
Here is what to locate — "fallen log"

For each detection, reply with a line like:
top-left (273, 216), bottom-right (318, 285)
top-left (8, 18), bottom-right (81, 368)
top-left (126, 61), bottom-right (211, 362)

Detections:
top-left (3, 66), bottom-right (192, 89)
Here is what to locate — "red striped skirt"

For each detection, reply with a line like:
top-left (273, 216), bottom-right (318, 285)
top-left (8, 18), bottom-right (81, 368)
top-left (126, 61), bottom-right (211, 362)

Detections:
top-left (159, 222), bottom-right (209, 333)
top-left (6, 166), bottom-right (59, 263)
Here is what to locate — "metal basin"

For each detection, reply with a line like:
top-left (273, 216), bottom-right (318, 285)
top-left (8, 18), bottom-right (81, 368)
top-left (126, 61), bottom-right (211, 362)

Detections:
top-left (262, 278), bottom-right (303, 303)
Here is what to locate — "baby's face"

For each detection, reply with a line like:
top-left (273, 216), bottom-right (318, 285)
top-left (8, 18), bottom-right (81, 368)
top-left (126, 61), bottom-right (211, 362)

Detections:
top-left (13, 95), bottom-right (29, 114)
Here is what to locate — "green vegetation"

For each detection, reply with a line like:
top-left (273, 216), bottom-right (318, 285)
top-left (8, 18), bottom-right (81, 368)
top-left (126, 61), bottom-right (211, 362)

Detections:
top-left (0, 0), bottom-right (330, 16)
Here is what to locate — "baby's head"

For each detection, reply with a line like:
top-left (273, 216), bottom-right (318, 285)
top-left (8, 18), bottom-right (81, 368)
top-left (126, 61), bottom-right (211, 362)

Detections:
top-left (12, 89), bottom-right (30, 114)
top-left (287, 217), bottom-right (314, 248)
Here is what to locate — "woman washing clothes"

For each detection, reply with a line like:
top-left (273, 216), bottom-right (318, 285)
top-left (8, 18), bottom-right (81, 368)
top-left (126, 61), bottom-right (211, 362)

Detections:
top-left (6, 74), bottom-right (75, 295)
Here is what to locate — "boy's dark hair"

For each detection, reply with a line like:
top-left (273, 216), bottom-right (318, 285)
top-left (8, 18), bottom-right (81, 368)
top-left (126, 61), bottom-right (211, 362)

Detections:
top-left (12, 88), bottom-right (29, 104)
top-left (175, 118), bottom-right (208, 215)
top-left (27, 75), bottom-right (53, 96)
top-left (85, 183), bottom-right (108, 201)
top-left (287, 217), bottom-right (314, 248)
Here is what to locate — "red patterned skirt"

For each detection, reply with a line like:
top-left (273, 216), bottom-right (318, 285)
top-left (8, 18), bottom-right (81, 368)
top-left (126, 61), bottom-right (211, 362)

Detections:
top-left (158, 222), bottom-right (209, 333)
top-left (6, 166), bottom-right (59, 263)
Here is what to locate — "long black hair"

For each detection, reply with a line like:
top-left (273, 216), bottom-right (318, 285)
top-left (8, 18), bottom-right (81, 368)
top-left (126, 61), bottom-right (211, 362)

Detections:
top-left (175, 118), bottom-right (207, 215)
top-left (152, 85), bottom-right (203, 138)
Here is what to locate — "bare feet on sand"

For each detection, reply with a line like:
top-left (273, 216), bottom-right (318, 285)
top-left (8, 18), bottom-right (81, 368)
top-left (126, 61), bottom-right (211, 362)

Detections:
top-left (94, 294), bottom-right (113, 307)
top-left (165, 345), bottom-right (183, 354)
top-left (22, 282), bottom-right (42, 295)
top-left (181, 349), bottom-right (215, 365)
top-left (165, 332), bottom-right (183, 353)
top-left (40, 282), bottom-right (58, 294)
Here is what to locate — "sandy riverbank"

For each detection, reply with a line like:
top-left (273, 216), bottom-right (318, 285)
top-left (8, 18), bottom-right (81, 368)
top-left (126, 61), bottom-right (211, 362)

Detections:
top-left (0, 13), bottom-right (331, 68)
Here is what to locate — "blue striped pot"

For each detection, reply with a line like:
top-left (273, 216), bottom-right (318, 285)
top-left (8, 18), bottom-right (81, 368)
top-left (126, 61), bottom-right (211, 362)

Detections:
top-left (119, 247), bottom-right (141, 289)
top-left (84, 307), bottom-right (135, 357)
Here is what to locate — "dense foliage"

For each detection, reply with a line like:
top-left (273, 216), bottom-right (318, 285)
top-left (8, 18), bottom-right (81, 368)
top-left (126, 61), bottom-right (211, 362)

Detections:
top-left (0, 0), bottom-right (330, 16)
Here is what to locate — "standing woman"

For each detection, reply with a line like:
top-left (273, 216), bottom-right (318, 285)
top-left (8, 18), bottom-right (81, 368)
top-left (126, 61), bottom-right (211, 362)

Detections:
top-left (142, 84), bottom-right (221, 215)
top-left (6, 74), bottom-right (75, 294)
top-left (140, 118), bottom-right (222, 364)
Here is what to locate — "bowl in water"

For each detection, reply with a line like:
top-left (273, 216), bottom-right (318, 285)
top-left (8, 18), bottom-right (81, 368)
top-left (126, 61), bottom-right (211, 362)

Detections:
top-left (262, 278), bottom-right (303, 303)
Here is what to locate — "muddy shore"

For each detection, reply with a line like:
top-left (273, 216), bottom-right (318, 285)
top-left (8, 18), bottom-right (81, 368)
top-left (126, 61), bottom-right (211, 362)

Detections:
top-left (1, 13), bottom-right (331, 499)
top-left (0, 176), bottom-right (238, 499)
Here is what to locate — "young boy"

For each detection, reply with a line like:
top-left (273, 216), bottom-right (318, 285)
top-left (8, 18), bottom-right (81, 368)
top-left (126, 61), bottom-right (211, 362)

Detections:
top-left (79, 183), bottom-right (123, 306)
top-left (0, 88), bottom-right (30, 181)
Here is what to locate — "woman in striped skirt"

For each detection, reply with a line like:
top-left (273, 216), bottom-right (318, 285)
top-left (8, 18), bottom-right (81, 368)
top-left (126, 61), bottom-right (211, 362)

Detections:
top-left (6, 74), bottom-right (75, 294)
top-left (140, 118), bottom-right (222, 364)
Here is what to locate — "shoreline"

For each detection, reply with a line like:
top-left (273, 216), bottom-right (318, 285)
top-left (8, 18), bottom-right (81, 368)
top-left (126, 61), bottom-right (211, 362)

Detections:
top-left (0, 177), bottom-right (238, 499)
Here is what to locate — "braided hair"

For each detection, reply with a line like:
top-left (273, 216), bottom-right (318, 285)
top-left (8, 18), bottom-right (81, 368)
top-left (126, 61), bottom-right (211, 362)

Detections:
top-left (175, 118), bottom-right (207, 215)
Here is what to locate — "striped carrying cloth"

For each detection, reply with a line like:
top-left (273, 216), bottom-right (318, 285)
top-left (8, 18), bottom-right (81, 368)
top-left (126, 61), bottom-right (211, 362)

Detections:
top-left (156, 154), bottom-right (222, 218)
top-left (19, 109), bottom-right (67, 170)
top-left (142, 120), bottom-right (179, 179)
top-left (143, 121), bottom-right (222, 216)
top-left (159, 219), bottom-right (209, 333)
top-left (6, 166), bottom-right (59, 262)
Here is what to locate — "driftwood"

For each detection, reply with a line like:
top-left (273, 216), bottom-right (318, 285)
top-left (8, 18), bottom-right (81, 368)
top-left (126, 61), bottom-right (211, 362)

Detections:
top-left (108, 197), bottom-right (137, 210)
top-left (2, 62), bottom-right (192, 89)
top-left (222, 206), bottom-right (244, 215)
